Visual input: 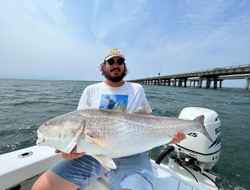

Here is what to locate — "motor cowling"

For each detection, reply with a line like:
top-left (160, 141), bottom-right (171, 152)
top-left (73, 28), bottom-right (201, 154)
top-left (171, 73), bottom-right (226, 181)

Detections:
top-left (174, 107), bottom-right (221, 169)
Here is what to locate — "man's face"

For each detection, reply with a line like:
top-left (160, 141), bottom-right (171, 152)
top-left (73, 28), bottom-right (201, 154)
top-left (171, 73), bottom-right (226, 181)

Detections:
top-left (103, 56), bottom-right (126, 82)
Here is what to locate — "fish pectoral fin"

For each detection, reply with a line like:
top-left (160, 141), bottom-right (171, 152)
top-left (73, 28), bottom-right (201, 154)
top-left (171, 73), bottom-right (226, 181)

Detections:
top-left (86, 135), bottom-right (109, 148)
top-left (93, 155), bottom-right (116, 171)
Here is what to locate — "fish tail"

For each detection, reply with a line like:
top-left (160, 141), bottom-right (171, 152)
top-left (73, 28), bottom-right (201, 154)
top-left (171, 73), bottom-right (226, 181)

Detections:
top-left (194, 115), bottom-right (213, 142)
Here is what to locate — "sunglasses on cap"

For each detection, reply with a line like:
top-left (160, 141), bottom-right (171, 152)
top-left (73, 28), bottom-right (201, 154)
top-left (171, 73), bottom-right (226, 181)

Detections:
top-left (106, 58), bottom-right (124, 66)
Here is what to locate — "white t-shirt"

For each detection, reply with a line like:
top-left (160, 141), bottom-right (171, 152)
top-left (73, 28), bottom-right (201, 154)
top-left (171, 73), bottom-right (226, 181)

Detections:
top-left (77, 82), bottom-right (152, 114)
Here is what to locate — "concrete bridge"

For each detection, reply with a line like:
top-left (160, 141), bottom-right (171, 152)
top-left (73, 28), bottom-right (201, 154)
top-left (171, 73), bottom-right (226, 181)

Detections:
top-left (127, 64), bottom-right (250, 89)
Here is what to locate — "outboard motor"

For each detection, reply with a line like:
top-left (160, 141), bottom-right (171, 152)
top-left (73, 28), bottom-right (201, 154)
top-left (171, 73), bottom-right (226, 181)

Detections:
top-left (175, 107), bottom-right (221, 169)
top-left (155, 107), bottom-right (221, 189)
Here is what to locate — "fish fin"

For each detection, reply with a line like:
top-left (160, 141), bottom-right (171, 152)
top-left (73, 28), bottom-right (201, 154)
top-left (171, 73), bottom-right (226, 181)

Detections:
top-left (98, 109), bottom-right (121, 113)
top-left (133, 110), bottom-right (151, 115)
top-left (194, 115), bottom-right (205, 124)
top-left (58, 141), bottom-right (77, 154)
top-left (193, 115), bottom-right (213, 142)
top-left (86, 135), bottom-right (109, 148)
top-left (98, 108), bottom-right (128, 113)
top-left (93, 155), bottom-right (116, 171)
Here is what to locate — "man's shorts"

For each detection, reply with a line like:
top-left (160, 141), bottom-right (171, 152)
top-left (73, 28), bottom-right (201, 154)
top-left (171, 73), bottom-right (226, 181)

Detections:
top-left (50, 152), bottom-right (154, 190)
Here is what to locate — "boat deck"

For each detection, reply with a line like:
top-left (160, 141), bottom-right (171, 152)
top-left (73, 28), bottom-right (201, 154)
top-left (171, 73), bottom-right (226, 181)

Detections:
top-left (0, 146), bottom-right (216, 190)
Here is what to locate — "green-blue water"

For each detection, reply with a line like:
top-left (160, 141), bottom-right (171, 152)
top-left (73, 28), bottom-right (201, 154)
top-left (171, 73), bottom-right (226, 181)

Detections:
top-left (0, 79), bottom-right (249, 190)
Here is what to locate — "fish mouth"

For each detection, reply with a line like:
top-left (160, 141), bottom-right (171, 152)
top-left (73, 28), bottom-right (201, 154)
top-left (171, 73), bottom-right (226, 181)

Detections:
top-left (36, 130), bottom-right (45, 145)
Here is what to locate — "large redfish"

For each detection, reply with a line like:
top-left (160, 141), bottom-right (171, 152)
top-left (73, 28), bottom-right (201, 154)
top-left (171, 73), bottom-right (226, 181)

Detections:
top-left (37, 109), bottom-right (213, 171)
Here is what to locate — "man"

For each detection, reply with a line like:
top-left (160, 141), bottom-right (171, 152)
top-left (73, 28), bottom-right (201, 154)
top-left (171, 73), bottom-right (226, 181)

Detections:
top-left (104, 95), bottom-right (116, 109)
top-left (32, 48), bottom-right (186, 190)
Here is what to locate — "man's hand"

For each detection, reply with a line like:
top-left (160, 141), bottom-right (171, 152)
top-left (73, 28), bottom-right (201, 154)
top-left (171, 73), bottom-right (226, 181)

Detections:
top-left (55, 145), bottom-right (85, 160)
top-left (170, 130), bottom-right (186, 144)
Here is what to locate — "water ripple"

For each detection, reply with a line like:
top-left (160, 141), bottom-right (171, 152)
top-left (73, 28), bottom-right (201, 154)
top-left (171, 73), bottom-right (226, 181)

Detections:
top-left (0, 79), bottom-right (249, 190)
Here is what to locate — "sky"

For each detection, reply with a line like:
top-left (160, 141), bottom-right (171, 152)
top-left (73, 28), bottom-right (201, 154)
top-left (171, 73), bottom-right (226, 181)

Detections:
top-left (0, 0), bottom-right (250, 88)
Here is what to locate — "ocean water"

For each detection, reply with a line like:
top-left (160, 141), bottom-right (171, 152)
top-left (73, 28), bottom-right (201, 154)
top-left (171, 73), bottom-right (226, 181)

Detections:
top-left (0, 78), bottom-right (249, 190)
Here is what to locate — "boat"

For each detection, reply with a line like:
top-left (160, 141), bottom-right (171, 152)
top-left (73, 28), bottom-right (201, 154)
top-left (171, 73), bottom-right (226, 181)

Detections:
top-left (0, 107), bottom-right (221, 190)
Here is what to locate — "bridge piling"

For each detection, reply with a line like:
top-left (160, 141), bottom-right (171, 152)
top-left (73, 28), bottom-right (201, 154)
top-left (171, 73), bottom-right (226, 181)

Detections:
top-left (168, 79), bottom-right (170, 86)
top-left (173, 78), bottom-right (176, 87)
top-left (245, 78), bottom-right (250, 90)
top-left (193, 81), bottom-right (196, 87)
top-left (219, 80), bottom-right (222, 88)
top-left (214, 78), bottom-right (218, 88)
top-left (206, 78), bottom-right (211, 88)
top-left (198, 77), bottom-right (203, 88)
top-left (184, 78), bottom-right (187, 87)
top-left (178, 79), bottom-right (182, 87)
top-left (159, 79), bottom-right (161, 86)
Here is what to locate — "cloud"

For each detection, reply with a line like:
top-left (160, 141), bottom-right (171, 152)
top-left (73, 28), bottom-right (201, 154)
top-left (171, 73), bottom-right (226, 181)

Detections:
top-left (0, 0), bottom-right (249, 87)
top-left (0, 1), bottom-right (102, 80)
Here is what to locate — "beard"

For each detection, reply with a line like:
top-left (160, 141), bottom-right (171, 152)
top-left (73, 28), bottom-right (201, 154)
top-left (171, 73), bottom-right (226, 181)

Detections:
top-left (104, 68), bottom-right (126, 82)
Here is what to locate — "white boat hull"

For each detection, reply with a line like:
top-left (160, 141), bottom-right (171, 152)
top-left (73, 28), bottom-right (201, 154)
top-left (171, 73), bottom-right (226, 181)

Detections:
top-left (0, 146), bottom-right (218, 190)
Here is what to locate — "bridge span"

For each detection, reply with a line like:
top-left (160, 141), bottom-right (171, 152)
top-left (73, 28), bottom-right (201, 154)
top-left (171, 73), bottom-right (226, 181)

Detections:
top-left (127, 64), bottom-right (250, 89)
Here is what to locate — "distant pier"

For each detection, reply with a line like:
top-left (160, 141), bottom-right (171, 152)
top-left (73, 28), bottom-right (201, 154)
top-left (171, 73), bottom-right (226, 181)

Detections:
top-left (127, 64), bottom-right (250, 89)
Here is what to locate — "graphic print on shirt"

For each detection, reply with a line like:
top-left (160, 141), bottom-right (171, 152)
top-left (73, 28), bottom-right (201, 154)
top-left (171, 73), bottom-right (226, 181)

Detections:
top-left (99, 94), bottom-right (128, 111)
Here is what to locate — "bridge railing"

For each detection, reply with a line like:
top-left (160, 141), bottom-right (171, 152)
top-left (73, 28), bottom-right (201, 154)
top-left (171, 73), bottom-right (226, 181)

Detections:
top-left (219, 74), bottom-right (250, 78)
top-left (131, 64), bottom-right (250, 80)
top-left (173, 63), bottom-right (250, 76)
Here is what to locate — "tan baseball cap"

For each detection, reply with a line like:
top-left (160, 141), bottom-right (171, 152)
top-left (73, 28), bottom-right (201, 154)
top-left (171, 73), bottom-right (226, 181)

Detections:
top-left (104, 48), bottom-right (125, 61)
